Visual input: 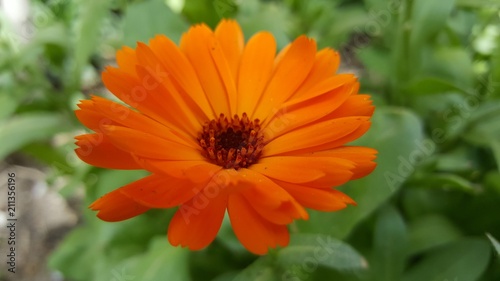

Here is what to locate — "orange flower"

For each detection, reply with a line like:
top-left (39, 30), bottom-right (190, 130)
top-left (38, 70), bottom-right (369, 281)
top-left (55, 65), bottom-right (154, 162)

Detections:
top-left (75, 19), bottom-right (377, 255)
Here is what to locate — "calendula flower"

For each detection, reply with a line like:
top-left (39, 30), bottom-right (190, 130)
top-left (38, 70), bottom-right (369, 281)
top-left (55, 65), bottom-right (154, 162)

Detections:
top-left (75, 19), bottom-right (376, 255)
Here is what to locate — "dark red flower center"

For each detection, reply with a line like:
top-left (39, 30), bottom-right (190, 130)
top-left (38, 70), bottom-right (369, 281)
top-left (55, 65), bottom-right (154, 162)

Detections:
top-left (198, 113), bottom-right (264, 170)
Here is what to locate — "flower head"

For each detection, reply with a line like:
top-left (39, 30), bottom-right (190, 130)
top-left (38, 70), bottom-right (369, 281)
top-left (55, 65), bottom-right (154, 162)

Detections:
top-left (75, 19), bottom-right (377, 255)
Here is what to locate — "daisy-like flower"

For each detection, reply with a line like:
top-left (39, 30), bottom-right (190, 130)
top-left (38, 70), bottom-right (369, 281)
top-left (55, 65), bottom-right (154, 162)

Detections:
top-left (75, 19), bottom-right (376, 255)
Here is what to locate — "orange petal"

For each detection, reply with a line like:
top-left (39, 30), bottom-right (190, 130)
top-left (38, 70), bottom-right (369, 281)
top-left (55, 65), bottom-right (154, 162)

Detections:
top-left (327, 94), bottom-right (375, 118)
top-left (290, 121), bottom-right (372, 154)
top-left (116, 46), bottom-right (138, 76)
top-left (180, 24), bottom-right (230, 115)
top-left (75, 133), bottom-right (140, 169)
top-left (237, 32), bottom-right (276, 116)
top-left (215, 19), bottom-right (244, 81)
top-left (275, 180), bottom-right (356, 211)
top-left (119, 174), bottom-right (205, 208)
top-left (292, 48), bottom-right (341, 99)
top-left (103, 125), bottom-right (203, 161)
top-left (253, 36), bottom-right (316, 119)
top-left (250, 157), bottom-right (324, 184)
top-left (299, 146), bottom-right (377, 180)
top-left (102, 67), bottom-right (177, 125)
top-left (133, 64), bottom-right (201, 138)
top-left (135, 43), bottom-right (210, 132)
top-left (228, 193), bottom-right (289, 255)
top-left (89, 187), bottom-right (149, 222)
top-left (208, 36), bottom-right (238, 115)
top-left (76, 96), bottom-right (195, 147)
top-left (251, 156), bottom-right (354, 188)
top-left (290, 74), bottom-right (357, 104)
top-left (148, 34), bottom-right (214, 119)
top-left (237, 169), bottom-right (308, 224)
top-left (168, 190), bottom-right (227, 250)
top-left (260, 76), bottom-right (357, 140)
top-left (137, 158), bottom-right (222, 183)
top-left (264, 116), bottom-right (370, 156)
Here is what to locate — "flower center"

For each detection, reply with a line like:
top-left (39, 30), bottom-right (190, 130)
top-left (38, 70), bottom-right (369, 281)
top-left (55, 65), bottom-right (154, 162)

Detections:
top-left (198, 113), bottom-right (264, 170)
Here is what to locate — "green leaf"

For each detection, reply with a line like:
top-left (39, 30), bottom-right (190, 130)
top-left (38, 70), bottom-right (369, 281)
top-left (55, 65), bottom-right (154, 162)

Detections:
top-left (0, 113), bottom-right (70, 160)
top-left (456, 0), bottom-right (500, 8)
top-left (48, 226), bottom-right (108, 280)
top-left (277, 234), bottom-right (368, 275)
top-left (357, 46), bottom-right (392, 82)
top-left (486, 233), bottom-right (500, 256)
top-left (463, 113), bottom-right (500, 147)
top-left (297, 107), bottom-right (425, 239)
top-left (491, 140), bottom-right (500, 173)
top-left (410, 0), bottom-right (455, 53)
top-left (232, 257), bottom-right (276, 281)
top-left (119, 237), bottom-right (190, 281)
top-left (71, 0), bottom-right (111, 87)
top-left (406, 77), bottom-right (468, 96)
top-left (412, 173), bottom-right (478, 193)
top-left (0, 94), bottom-right (17, 121)
top-left (122, 0), bottom-right (189, 47)
top-left (402, 239), bottom-right (491, 281)
top-left (491, 28), bottom-right (500, 98)
top-left (407, 214), bottom-right (462, 256)
top-left (236, 0), bottom-right (292, 48)
top-left (183, 0), bottom-right (236, 27)
top-left (370, 206), bottom-right (407, 281)
top-left (420, 47), bottom-right (474, 90)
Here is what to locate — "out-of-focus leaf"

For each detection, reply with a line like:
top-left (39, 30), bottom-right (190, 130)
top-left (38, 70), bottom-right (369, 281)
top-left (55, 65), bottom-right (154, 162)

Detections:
top-left (410, 0), bottom-right (455, 53)
top-left (402, 239), bottom-right (491, 281)
top-left (484, 171), bottom-right (500, 195)
top-left (298, 107), bottom-right (425, 239)
top-left (412, 173), bottom-right (477, 193)
top-left (486, 233), bottom-right (500, 256)
top-left (421, 47), bottom-right (474, 90)
top-left (118, 237), bottom-right (190, 281)
top-left (357, 46), bottom-right (392, 82)
top-left (0, 113), bottom-right (70, 160)
top-left (236, 0), bottom-right (292, 48)
top-left (370, 206), bottom-right (407, 281)
top-left (50, 207), bottom-right (171, 280)
top-left (277, 234), bottom-right (367, 275)
top-left (406, 77), bottom-right (467, 95)
top-left (467, 101), bottom-right (500, 129)
top-left (407, 214), bottom-right (462, 256)
top-left (463, 113), bottom-right (500, 147)
top-left (434, 147), bottom-right (474, 172)
top-left (232, 257), bottom-right (275, 281)
top-left (456, 0), bottom-right (500, 8)
top-left (0, 94), bottom-right (17, 121)
top-left (491, 28), bottom-right (500, 98)
top-left (183, 0), bottom-right (236, 27)
top-left (122, 0), bottom-right (189, 47)
top-left (490, 140), bottom-right (500, 173)
top-left (48, 227), bottom-right (102, 280)
top-left (70, 0), bottom-right (111, 87)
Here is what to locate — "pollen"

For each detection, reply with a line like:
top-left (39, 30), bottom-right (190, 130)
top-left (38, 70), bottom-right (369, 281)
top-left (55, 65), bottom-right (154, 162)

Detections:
top-left (198, 113), bottom-right (264, 170)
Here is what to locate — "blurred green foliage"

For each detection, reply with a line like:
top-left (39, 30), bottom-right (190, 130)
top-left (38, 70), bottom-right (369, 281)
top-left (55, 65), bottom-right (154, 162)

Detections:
top-left (1, 0), bottom-right (500, 280)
